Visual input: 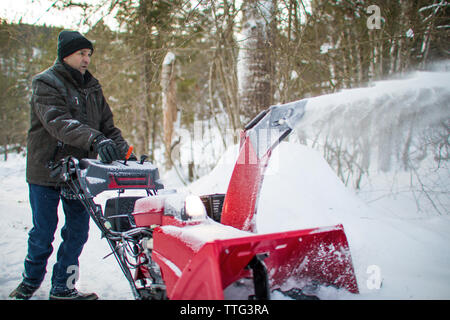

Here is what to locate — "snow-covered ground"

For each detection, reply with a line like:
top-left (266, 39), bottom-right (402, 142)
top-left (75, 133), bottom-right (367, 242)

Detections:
top-left (1, 69), bottom-right (449, 300)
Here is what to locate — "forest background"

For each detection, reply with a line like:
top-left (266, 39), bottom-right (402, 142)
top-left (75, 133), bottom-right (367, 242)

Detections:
top-left (1, 0), bottom-right (448, 188)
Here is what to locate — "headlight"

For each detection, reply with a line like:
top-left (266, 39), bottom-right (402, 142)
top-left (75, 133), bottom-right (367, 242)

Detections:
top-left (133, 192), bottom-right (207, 227)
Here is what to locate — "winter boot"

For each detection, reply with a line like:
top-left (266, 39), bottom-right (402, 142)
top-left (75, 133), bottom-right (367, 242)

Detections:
top-left (49, 288), bottom-right (98, 300)
top-left (9, 281), bottom-right (40, 300)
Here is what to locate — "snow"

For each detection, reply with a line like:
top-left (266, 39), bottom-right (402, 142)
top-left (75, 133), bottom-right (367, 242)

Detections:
top-left (1, 69), bottom-right (449, 300)
top-left (161, 220), bottom-right (253, 252)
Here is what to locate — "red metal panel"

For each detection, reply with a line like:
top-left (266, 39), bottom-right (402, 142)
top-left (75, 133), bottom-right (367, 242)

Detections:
top-left (152, 223), bottom-right (358, 299)
top-left (220, 134), bottom-right (265, 232)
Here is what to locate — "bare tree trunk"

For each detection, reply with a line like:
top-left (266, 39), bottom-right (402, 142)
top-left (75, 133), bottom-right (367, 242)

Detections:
top-left (389, 38), bottom-right (398, 75)
top-left (135, 0), bottom-right (153, 159)
top-left (355, 40), bottom-right (363, 84)
top-left (161, 51), bottom-right (177, 170)
top-left (136, 50), bottom-right (151, 158)
top-left (368, 31), bottom-right (377, 80)
top-left (210, 0), bottom-right (241, 140)
top-left (237, 0), bottom-right (275, 118)
top-left (419, 0), bottom-right (441, 69)
top-left (396, 0), bottom-right (413, 73)
top-left (208, 61), bottom-right (228, 149)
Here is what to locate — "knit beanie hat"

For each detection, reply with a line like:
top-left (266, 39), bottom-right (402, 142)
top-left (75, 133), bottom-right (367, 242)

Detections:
top-left (57, 30), bottom-right (94, 61)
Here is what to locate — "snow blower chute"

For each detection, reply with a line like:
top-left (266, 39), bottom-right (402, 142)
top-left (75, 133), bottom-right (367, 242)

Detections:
top-left (54, 99), bottom-right (358, 300)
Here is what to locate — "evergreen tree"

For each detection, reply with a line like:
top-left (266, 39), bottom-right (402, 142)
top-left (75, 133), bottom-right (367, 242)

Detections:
top-left (0, 21), bottom-right (60, 160)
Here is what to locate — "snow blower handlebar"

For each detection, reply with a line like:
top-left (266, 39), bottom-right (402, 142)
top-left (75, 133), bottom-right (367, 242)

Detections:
top-left (50, 156), bottom-right (163, 236)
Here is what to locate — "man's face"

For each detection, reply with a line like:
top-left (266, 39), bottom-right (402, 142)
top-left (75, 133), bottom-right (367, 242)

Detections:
top-left (63, 48), bottom-right (92, 74)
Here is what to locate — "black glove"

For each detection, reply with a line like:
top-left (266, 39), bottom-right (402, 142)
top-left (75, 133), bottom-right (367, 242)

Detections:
top-left (93, 136), bottom-right (120, 163)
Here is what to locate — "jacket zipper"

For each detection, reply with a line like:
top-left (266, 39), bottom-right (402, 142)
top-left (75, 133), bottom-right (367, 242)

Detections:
top-left (81, 88), bottom-right (89, 115)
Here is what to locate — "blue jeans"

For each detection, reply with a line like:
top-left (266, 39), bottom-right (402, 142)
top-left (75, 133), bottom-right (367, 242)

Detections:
top-left (23, 184), bottom-right (90, 293)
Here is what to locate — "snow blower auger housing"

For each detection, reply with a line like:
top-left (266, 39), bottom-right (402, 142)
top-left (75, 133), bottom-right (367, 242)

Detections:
top-left (54, 98), bottom-right (358, 300)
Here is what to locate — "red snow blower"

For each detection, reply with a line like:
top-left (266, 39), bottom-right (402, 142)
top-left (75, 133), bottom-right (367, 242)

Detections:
top-left (54, 99), bottom-right (358, 300)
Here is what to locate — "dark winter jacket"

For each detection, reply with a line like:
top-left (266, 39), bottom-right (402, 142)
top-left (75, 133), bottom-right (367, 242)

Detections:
top-left (26, 60), bottom-right (129, 186)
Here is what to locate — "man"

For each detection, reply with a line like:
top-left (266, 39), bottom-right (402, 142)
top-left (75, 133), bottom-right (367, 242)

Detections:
top-left (9, 30), bottom-right (132, 300)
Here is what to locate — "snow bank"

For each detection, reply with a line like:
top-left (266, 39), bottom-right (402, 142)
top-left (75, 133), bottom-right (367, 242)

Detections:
top-left (256, 142), bottom-right (370, 233)
top-left (256, 142), bottom-right (450, 299)
top-left (187, 144), bottom-right (239, 195)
